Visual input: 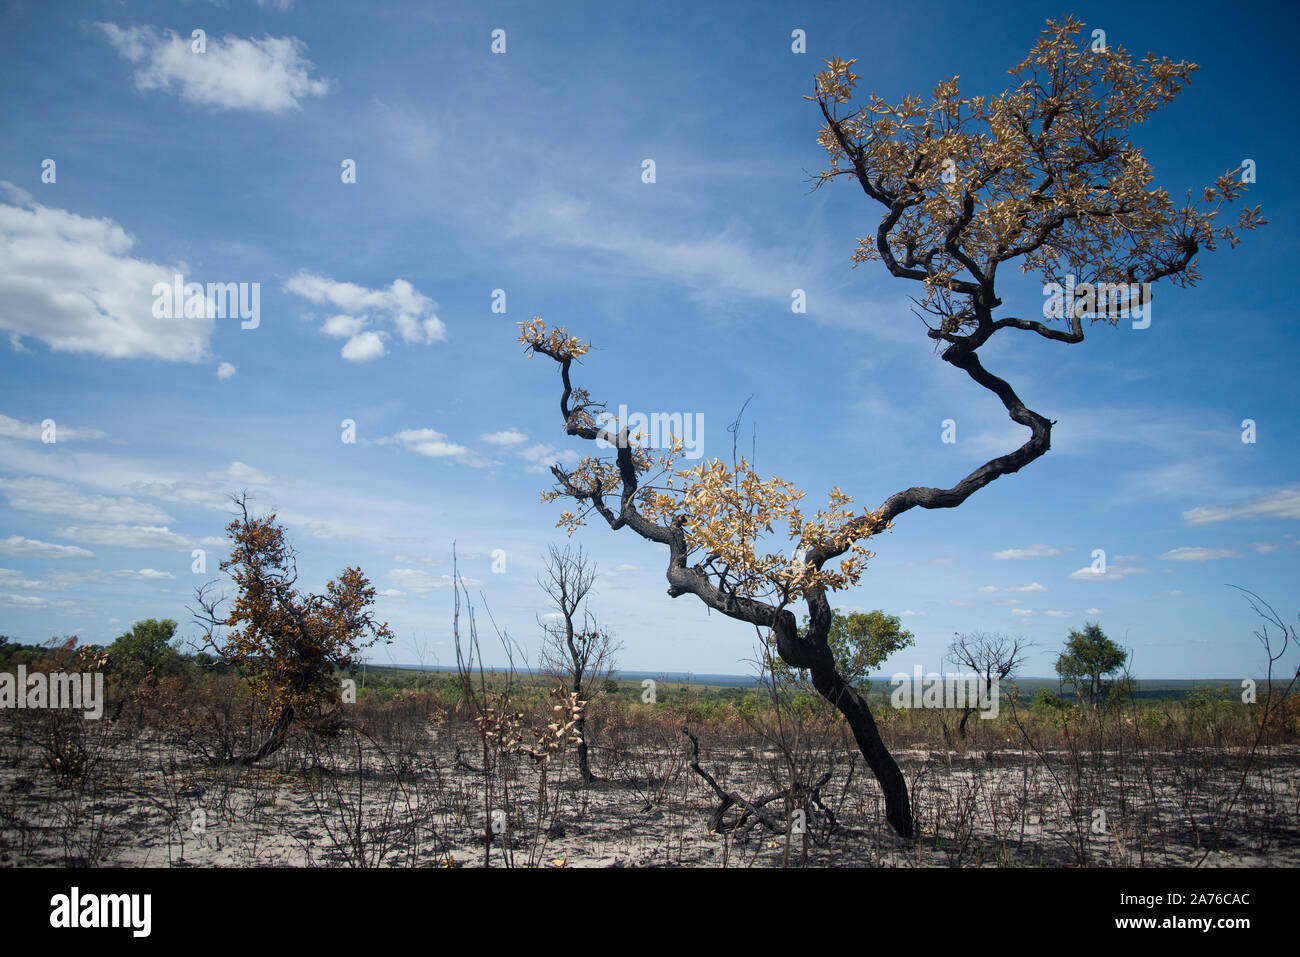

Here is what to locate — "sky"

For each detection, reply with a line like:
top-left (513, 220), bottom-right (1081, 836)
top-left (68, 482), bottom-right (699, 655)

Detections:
top-left (0, 0), bottom-right (1297, 681)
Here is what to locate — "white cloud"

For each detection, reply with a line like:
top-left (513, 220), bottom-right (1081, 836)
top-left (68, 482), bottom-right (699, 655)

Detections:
top-left (340, 330), bottom-right (386, 362)
top-left (214, 461), bottom-right (273, 486)
top-left (1069, 565), bottom-right (1148, 582)
top-left (216, 361), bottom-right (236, 380)
top-left (504, 191), bottom-right (909, 338)
top-left (991, 544), bottom-right (1062, 560)
top-left (387, 568), bottom-right (476, 593)
top-left (1043, 610), bottom-right (1073, 618)
top-left (1084, 608), bottom-right (1102, 615)
top-left (518, 442), bottom-right (581, 475)
top-left (899, 610), bottom-right (925, 617)
top-left (1011, 608), bottom-right (1035, 616)
top-left (322, 314), bottom-right (367, 339)
top-left (0, 594), bottom-right (76, 610)
top-left (285, 273), bottom-right (445, 360)
top-left (1160, 589), bottom-right (1185, 597)
top-left (376, 429), bottom-right (498, 468)
top-left (54, 524), bottom-right (220, 550)
top-left (1182, 488), bottom-right (1300, 525)
top-left (130, 568), bottom-right (174, 580)
top-left (121, 461), bottom-right (272, 513)
top-left (978, 582), bottom-right (1047, 593)
top-left (1158, 547), bottom-right (1240, 562)
top-left (0, 413), bottom-right (108, 442)
top-left (378, 428), bottom-right (467, 459)
top-left (0, 569), bottom-right (51, 589)
top-left (481, 429), bottom-right (528, 446)
top-left (0, 477), bottom-right (173, 524)
top-left (97, 23), bottom-right (329, 114)
top-left (0, 536), bottom-right (93, 559)
top-left (0, 187), bottom-right (212, 361)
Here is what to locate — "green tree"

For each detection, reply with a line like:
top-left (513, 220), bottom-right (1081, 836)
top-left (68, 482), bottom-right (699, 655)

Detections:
top-left (107, 619), bottom-right (183, 683)
top-left (774, 609), bottom-right (914, 690)
top-left (1054, 623), bottom-right (1128, 708)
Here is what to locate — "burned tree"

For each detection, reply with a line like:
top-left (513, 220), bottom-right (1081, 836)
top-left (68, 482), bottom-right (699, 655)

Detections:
top-left (536, 543), bottom-right (620, 782)
top-left (517, 18), bottom-right (1261, 837)
top-left (947, 631), bottom-right (1031, 738)
top-left (193, 495), bottom-right (393, 764)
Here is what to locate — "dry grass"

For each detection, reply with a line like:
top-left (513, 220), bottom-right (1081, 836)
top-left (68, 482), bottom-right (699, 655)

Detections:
top-left (1, 682), bottom-right (1296, 868)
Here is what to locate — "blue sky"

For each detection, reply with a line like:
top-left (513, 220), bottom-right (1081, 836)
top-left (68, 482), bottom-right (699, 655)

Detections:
top-left (0, 0), bottom-right (1297, 680)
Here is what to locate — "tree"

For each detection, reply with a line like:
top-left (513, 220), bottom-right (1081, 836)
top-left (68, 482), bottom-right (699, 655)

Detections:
top-left (536, 543), bottom-right (620, 782)
top-left (1054, 623), bottom-right (1127, 708)
top-left (515, 18), bottom-right (1261, 838)
top-left (775, 610), bottom-right (913, 691)
top-left (947, 631), bottom-right (1031, 737)
top-left (107, 619), bottom-right (184, 684)
top-left (192, 496), bottom-right (393, 764)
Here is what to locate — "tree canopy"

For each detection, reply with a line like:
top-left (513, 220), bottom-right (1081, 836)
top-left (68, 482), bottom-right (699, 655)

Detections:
top-left (1055, 622), bottom-right (1129, 706)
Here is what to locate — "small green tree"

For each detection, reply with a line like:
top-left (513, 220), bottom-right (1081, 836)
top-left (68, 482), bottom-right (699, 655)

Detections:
top-left (107, 619), bottom-right (184, 683)
top-left (1054, 622), bottom-right (1127, 708)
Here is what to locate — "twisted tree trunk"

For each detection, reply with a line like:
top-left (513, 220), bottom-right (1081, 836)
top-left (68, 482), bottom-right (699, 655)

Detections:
top-left (810, 666), bottom-right (912, 837)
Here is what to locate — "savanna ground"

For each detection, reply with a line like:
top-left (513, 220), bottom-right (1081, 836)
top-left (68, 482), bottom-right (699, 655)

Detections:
top-left (1, 661), bottom-right (1297, 868)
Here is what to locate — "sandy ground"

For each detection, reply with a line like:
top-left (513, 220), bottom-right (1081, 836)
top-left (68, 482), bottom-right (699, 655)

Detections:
top-left (2, 719), bottom-right (1297, 867)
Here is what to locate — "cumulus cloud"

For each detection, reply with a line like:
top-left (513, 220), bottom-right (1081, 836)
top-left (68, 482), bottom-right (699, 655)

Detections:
top-left (215, 461), bottom-right (273, 485)
top-left (376, 429), bottom-right (496, 467)
top-left (0, 186), bottom-right (212, 361)
top-left (991, 544), bottom-right (1063, 560)
top-left (340, 330), bottom-right (386, 362)
top-left (0, 594), bottom-right (76, 610)
top-left (1158, 547), bottom-right (1240, 562)
top-left (0, 413), bottom-right (108, 442)
top-left (481, 429), bottom-right (528, 446)
top-left (1182, 488), bottom-right (1300, 525)
top-left (0, 569), bottom-right (51, 589)
top-left (1069, 565), bottom-right (1149, 582)
top-left (978, 582), bottom-right (1047, 593)
top-left (517, 442), bottom-right (581, 475)
top-left (97, 23), bottom-right (329, 113)
top-left (387, 568), bottom-right (477, 593)
top-left (216, 361), bottom-right (236, 380)
top-left (0, 536), bottom-right (93, 559)
top-left (378, 428), bottom-right (467, 459)
top-left (0, 477), bottom-right (173, 524)
top-left (53, 524), bottom-right (221, 550)
top-left (284, 273), bottom-right (445, 361)
top-left (126, 461), bottom-right (272, 512)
